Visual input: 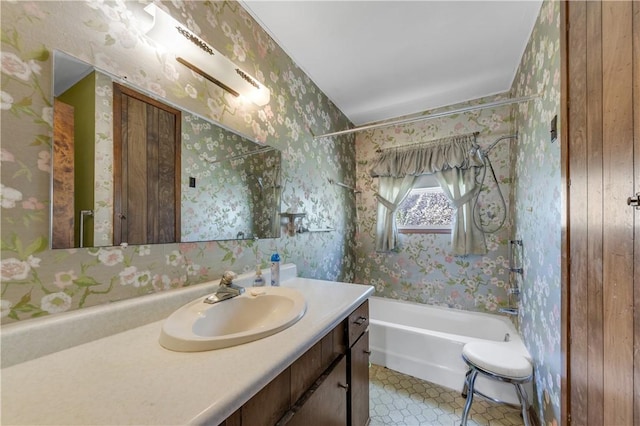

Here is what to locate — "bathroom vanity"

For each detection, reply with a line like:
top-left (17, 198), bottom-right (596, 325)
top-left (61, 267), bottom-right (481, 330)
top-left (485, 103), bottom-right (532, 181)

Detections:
top-left (0, 266), bottom-right (373, 425)
top-left (221, 298), bottom-right (370, 426)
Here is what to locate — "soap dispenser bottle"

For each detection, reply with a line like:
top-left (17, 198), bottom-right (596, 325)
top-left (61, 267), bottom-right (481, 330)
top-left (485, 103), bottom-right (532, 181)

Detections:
top-left (253, 265), bottom-right (265, 287)
top-left (270, 253), bottom-right (280, 286)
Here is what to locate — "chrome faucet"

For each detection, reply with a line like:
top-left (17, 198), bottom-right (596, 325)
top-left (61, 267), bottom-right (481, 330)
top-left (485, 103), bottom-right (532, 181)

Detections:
top-left (204, 271), bottom-right (245, 304)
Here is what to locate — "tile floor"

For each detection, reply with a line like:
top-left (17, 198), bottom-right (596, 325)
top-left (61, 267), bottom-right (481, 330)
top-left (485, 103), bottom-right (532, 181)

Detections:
top-left (369, 364), bottom-right (524, 426)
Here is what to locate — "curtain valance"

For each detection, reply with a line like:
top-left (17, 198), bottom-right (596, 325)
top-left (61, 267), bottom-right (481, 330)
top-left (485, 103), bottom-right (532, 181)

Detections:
top-left (369, 133), bottom-right (482, 178)
top-left (370, 132), bottom-right (487, 255)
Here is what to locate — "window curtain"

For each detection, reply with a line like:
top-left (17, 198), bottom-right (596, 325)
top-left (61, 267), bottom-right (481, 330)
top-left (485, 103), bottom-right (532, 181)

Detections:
top-left (374, 175), bottom-right (417, 251)
top-left (370, 133), bottom-right (486, 255)
top-left (435, 168), bottom-right (486, 255)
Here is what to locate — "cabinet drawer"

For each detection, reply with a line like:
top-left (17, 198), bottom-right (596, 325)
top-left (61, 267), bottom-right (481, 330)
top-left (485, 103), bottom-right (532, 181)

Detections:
top-left (347, 300), bottom-right (369, 348)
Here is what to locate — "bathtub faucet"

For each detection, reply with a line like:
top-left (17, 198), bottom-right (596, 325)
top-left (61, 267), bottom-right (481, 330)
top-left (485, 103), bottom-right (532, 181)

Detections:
top-left (204, 271), bottom-right (244, 304)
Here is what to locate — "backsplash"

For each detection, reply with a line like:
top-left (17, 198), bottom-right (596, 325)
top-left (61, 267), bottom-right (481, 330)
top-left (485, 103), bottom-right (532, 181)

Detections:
top-left (1, 0), bottom-right (356, 323)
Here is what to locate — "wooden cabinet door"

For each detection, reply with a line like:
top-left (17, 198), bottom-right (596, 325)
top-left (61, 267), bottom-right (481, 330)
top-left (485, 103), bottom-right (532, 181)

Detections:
top-left (241, 368), bottom-right (291, 426)
top-left (288, 357), bottom-right (348, 426)
top-left (566, 1), bottom-right (639, 424)
top-left (113, 83), bottom-right (181, 245)
top-left (349, 331), bottom-right (370, 426)
top-left (291, 340), bottom-right (324, 404)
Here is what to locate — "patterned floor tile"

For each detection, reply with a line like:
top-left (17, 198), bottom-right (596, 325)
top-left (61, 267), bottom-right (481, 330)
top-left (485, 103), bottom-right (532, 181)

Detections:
top-left (370, 364), bottom-right (524, 426)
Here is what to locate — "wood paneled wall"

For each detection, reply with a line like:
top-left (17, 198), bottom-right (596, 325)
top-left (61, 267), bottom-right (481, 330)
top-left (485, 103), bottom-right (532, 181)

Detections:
top-left (634, 4), bottom-right (640, 425)
top-left (566, 1), bottom-right (638, 424)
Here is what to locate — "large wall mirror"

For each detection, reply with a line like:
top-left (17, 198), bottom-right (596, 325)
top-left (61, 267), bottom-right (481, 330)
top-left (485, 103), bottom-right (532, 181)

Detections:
top-left (51, 50), bottom-right (282, 249)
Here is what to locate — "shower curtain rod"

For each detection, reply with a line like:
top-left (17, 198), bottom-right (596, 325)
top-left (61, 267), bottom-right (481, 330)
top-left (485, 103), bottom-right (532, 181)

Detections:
top-left (328, 178), bottom-right (360, 193)
top-left (375, 131), bottom-right (479, 153)
top-left (313, 93), bottom-right (539, 139)
top-left (201, 146), bottom-right (275, 165)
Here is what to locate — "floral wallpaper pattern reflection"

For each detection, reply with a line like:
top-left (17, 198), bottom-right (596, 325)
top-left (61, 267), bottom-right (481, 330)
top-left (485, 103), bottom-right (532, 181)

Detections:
top-left (181, 112), bottom-right (278, 242)
top-left (1, 0), bottom-right (355, 322)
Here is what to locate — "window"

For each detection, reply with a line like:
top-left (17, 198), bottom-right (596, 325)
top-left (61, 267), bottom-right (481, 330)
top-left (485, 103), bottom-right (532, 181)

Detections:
top-left (396, 175), bottom-right (453, 233)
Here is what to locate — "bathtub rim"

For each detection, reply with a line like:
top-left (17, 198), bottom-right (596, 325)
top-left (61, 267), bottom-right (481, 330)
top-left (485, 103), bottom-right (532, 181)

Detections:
top-left (368, 295), bottom-right (530, 359)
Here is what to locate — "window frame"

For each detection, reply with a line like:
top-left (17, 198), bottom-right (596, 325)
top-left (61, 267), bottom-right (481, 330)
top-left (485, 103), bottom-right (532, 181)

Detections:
top-left (396, 177), bottom-right (453, 235)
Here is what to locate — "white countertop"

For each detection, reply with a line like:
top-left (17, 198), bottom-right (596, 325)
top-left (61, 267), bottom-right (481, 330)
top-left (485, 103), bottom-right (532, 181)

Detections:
top-left (1, 275), bottom-right (373, 425)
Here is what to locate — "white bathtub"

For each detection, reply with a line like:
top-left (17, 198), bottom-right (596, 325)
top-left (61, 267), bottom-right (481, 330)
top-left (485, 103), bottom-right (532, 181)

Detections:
top-left (368, 296), bottom-right (532, 405)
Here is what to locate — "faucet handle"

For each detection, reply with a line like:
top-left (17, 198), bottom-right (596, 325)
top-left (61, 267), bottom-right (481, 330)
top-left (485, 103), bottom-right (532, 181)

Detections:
top-left (220, 271), bottom-right (237, 286)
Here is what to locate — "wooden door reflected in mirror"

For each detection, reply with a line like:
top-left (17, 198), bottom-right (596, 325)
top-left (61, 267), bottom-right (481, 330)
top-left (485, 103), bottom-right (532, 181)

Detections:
top-left (51, 99), bottom-right (76, 249)
top-left (113, 83), bottom-right (181, 245)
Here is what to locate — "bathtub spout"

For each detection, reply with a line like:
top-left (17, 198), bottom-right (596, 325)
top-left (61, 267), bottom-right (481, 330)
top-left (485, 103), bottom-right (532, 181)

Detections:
top-left (498, 307), bottom-right (518, 316)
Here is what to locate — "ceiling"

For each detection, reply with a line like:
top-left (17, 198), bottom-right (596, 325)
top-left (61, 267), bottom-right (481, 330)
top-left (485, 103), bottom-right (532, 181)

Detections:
top-left (240, 1), bottom-right (542, 126)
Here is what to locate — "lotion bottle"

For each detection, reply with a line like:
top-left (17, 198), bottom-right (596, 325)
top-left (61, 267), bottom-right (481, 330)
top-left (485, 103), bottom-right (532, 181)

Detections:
top-left (253, 265), bottom-right (265, 287)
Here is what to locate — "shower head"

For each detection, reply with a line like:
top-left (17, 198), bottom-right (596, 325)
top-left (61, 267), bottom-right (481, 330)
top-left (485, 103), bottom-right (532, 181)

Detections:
top-left (470, 145), bottom-right (484, 162)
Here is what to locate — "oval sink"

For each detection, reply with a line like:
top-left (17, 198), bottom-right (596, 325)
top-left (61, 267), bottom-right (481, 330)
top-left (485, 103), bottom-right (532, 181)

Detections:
top-left (159, 286), bottom-right (306, 352)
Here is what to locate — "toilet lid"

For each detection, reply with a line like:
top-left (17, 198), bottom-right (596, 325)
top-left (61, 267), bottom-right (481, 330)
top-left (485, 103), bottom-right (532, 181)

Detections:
top-left (462, 341), bottom-right (533, 379)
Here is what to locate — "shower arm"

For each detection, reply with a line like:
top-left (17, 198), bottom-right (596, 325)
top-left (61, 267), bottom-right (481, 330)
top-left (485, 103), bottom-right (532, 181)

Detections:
top-left (481, 133), bottom-right (518, 158)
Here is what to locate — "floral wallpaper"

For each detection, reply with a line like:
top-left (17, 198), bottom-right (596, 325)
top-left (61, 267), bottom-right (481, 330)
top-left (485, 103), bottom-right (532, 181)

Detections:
top-left (510, 0), bottom-right (562, 424)
top-left (354, 95), bottom-right (516, 313)
top-left (93, 70), bottom-right (115, 246)
top-left (181, 112), bottom-right (256, 242)
top-left (1, 0), bottom-right (356, 322)
top-left (181, 111), bottom-right (281, 242)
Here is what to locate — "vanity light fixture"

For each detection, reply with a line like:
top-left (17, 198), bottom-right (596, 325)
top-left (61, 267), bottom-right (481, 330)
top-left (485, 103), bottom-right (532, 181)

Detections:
top-left (144, 3), bottom-right (270, 106)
